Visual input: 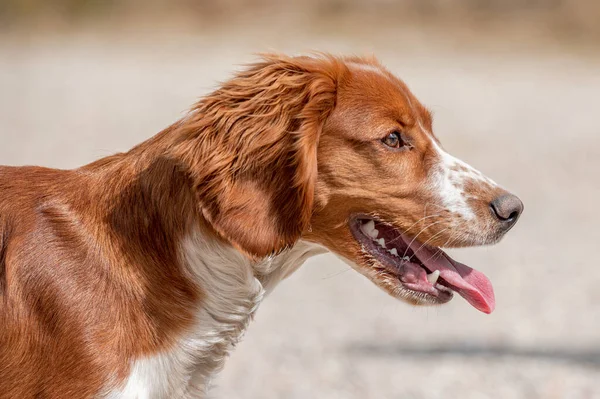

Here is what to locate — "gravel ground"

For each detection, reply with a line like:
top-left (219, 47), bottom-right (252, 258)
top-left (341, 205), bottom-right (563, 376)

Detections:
top-left (0, 26), bottom-right (598, 398)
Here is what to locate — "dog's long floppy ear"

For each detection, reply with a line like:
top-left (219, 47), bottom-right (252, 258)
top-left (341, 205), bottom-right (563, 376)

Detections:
top-left (176, 54), bottom-right (342, 258)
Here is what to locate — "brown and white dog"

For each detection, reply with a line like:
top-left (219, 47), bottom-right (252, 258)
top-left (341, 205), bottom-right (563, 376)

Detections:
top-left (0, 54), bottom-right (522, 398)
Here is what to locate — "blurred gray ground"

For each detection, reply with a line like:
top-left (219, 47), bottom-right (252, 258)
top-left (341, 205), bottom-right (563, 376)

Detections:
top-left (0, 22), bottom-right (599, 399)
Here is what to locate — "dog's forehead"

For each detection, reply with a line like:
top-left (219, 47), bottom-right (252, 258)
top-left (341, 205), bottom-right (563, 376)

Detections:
top-left (336, 61), bottom-right (435, 139)
top-left (344, 62), bottom-right (412, 108)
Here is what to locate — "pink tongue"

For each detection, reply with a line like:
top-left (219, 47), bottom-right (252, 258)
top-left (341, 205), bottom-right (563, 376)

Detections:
top-left (414, 245), bottom-right (495, 314)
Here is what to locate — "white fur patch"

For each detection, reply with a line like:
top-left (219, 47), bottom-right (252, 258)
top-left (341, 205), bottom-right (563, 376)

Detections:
top-left (422, 123), bottom-right (498, 220)
top-left (103, 229), bottom-right (324, 398)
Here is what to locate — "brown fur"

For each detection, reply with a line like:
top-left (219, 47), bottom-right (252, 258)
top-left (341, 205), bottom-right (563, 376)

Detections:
top-left (0, 54), bottom-right (515, 397)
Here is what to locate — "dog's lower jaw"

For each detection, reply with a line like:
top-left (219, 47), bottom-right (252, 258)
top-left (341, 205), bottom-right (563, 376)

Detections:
top-left (106, 228), bottom-right (323, 398)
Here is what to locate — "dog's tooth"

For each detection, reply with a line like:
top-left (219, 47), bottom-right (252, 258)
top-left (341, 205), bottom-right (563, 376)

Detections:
top-left (427, 270), bottom-right (440, 285)
top-left (377, 238), bottom-right (386, 248)
top-left (402, 256), bottom-right (410, 262)
top-left (362, 220), bottom-right (379, 239)
top-left (360, 220), bottom-right (371, 234)
top-left (389, 248), bottom-right (398, 256)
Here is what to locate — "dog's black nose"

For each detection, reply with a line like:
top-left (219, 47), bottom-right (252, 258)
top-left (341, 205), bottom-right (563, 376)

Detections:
top-left (490, 194), bottom-right (523, 226)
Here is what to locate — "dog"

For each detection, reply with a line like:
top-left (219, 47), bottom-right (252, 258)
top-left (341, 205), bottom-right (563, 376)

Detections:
top-left (0, 54), bottom-right (523, 398)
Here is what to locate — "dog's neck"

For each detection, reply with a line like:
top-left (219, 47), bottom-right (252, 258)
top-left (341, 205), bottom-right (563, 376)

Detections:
top-left (110, 227), bottom-right (325, 396)
top-left (87, 119), bottom-right (327, 290)
top-left (84, 124), bottom-right (326, 395)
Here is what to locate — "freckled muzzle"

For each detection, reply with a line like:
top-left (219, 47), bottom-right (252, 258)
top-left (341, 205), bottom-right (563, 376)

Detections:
top-left (427, 141), bottom-right (524, 246)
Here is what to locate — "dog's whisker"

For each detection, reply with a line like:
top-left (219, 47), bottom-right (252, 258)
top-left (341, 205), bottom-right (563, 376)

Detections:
top-left (387, 214), bottom-right (441, 245)
top-left (321, 267), bottom-right (353, 280)
top-left (401, 220), bottom-right (444, 259)
top-left (410, 227), bottom-right (450, 262)
top-left (423, 233), bottom-right (456, 264)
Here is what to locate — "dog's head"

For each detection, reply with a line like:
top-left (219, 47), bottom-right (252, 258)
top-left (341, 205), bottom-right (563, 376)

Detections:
top-left (181, 54), bottom-right (523, 313)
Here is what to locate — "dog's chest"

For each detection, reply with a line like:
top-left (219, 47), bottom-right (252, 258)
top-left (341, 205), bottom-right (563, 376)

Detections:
top-left (108, 305), bottom-right (261, 398)
top-left (105, 230), bottom-right (265, 398)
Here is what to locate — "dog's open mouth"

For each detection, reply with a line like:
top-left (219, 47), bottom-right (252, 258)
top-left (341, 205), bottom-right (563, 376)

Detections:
top-left (350, 217), bottom-right (495, 314)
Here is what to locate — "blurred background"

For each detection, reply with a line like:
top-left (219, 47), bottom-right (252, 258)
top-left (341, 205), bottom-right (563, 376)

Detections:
top-left (1, 1), bottom-right (599, 398)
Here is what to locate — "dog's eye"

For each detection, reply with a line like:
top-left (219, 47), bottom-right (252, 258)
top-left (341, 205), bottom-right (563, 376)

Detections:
top-left (381, 131), bottom-right (406, 149)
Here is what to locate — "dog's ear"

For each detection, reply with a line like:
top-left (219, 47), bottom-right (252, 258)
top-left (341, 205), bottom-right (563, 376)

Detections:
top-left (176, 55), bottom-right (341, 258)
